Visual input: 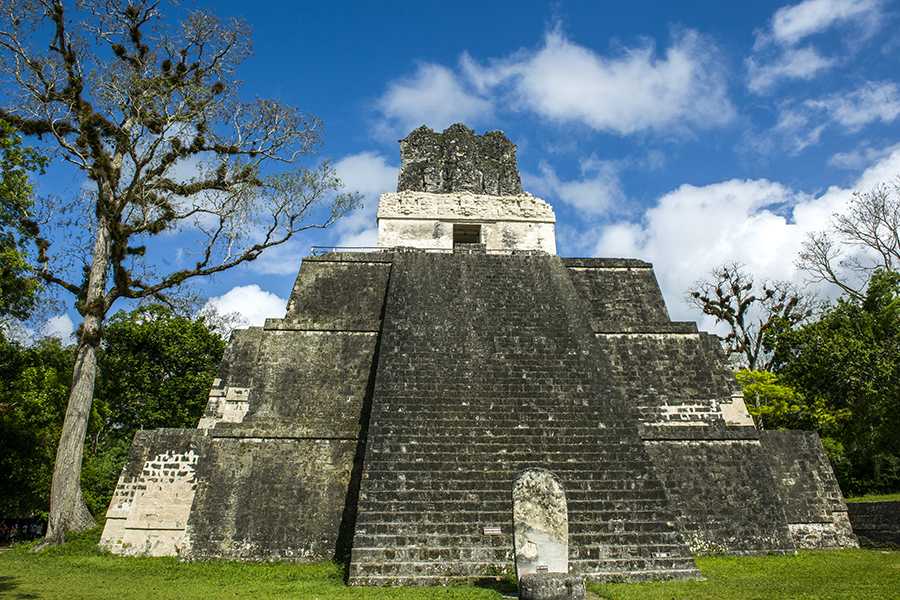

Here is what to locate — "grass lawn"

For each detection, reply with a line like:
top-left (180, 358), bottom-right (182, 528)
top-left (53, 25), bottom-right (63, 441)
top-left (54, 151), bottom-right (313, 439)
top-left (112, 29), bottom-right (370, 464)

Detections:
top-left (590, 549), bottom-right (900, 600)
top-left (1, 527), bottom-right (898, 599)
top-left (845, 491), bottom-right (900, 502)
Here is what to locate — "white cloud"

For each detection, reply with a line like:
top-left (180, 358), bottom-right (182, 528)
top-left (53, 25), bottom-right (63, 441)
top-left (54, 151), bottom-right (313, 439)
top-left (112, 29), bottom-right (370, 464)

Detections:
top-left (523, 156), bottom-right (625, 215)
top-left (331, 151), bottom-right (398, 248)
top-left (375, 63), bottom-right (494, 139)
top-left (828, 142), bottom-right (900, 169)
top-left (805, 81), bottom-right (900, 131)
top-left (42, 314), bottom-right (75, 342)
top-left (747, 46), bottom-right (835, 93)
top-left (750, 81), bottom-right (900, 154)
top-left (495, 28), bottom-right (733, 135)
top-left (204, 285), bottom-right (287, 327)
top-left (770, 0), bottom-right (882, 45)
top-left (592, 146), bottom-right (900, 322)
top-left (768, 104), bottom-right (827, 153)
top-left (337, 227), bottom-right (379, 249)
top-left (375, 27), bottom-right (735, 139)
top-left (748, 0), bottom-right (885, 93)
top-left (334, 151), bottom-right (398, 198)
top-left (240, 239), bottom-right (308, 276)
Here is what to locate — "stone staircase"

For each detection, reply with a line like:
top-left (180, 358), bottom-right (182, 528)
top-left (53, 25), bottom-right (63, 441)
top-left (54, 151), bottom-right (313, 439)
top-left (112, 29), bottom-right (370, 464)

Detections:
top-left (348, 251), bottom-right (699, 584)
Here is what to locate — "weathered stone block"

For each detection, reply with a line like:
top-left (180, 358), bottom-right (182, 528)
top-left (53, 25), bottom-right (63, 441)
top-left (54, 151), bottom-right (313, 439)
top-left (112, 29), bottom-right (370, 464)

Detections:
top-left (397, 124), bottom-right (522, 195)
top-left (847, 501), bottom-right (900, 546)
top-left (518, 573), bottom-right (586, 600)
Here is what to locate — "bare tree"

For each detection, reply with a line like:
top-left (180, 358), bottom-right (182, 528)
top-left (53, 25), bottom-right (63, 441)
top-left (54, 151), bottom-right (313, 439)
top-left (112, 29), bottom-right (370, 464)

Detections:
top-left (686, 262), bottom-right (814, 371)
top-left (797, 179), bottom-right (900, 300)
top-left (0, 0), bottom-right (360, 547)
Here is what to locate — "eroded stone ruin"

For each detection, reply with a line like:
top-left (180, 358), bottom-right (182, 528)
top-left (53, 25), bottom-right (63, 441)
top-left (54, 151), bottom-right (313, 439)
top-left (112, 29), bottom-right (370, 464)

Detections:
top-left (101, 124), bottom-right (857, 584)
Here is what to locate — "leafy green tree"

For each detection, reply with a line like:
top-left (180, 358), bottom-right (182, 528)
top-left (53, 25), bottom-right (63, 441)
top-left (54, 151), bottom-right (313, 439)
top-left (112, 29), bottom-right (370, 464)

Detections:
top-left (0, 120), bottom-right (48, 323)
top-left (0, 334), bottom-right (74, 516)
top-left (81, 304), bottom-right (224, 516)
top-left (734, 369), bottom-right (802, 430)
top-left (769, 270), bottom-right (900, 495)
top-left (0, 305), bottom-right (224, 519)
top-left (97, 304), bottom-right (223, 434)
top-left (0, 1), bottom-right (360, 545)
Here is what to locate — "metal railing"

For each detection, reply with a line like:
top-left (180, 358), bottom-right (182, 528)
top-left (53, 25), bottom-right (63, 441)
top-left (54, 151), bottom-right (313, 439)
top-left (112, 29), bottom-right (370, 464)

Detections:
top-left (310, 245), bottom-right (545, 256)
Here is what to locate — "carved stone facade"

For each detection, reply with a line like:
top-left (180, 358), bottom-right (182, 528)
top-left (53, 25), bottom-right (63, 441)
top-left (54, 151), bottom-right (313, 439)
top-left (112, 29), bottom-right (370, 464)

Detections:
top-left (376, 190), bottom-right (556, 253)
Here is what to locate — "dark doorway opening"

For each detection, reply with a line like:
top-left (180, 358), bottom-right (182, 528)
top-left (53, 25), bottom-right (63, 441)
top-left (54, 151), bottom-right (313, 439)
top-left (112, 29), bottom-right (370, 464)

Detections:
top-left (453, 224), bottom-right (481, 247)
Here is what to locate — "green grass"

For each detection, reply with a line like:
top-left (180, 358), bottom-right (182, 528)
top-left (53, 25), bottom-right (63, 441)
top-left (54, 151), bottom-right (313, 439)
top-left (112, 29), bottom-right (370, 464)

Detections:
top-left (590, 550), bottom-right (900, 600)
top-left (0, 527), bottom-right (504, 600)
top-left (845, 491), bottom-right (900, 502)
top-left (2, 528), bottom-right (898, 600)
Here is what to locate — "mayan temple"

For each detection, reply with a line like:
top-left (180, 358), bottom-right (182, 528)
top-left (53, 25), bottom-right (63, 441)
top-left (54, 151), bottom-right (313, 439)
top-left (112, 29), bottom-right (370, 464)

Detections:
top-left (100, 124), bottom-right (857, 585)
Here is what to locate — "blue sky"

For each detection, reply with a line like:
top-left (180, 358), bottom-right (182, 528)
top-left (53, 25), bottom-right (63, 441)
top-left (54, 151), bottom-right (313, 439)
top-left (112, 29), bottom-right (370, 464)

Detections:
top-left (35, 0), bottom-right (900, 338)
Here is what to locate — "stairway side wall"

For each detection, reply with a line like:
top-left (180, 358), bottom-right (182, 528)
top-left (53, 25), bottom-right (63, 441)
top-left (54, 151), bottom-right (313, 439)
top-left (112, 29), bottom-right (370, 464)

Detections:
top-left (102, 253), bottom-right (391, 561)
top-left (567, 260), bottom-right (795, 556)
top-left (760, 430), bottom-right (858, 549)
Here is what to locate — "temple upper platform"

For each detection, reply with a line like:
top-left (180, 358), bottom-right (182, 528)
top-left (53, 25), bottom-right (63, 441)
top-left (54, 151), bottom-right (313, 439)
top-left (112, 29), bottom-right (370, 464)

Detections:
top-left (376, 124), bottom-right (557, 253)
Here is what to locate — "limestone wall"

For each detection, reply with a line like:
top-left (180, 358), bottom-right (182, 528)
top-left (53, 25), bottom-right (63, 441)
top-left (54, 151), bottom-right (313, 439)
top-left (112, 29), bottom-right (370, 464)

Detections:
top-left (563, 259), bottom-right (671, 327)
top-left (643, 437), bottom-right (795, 555)
top-left (761, 430), bottom-right (858, 549)
top-left (103, 253), bottom-right (392, 561)
top-left (285, 254), bottom-right (392, 322)
top-left (847, 501), bottom-right (900, 546)
top-left (100, 429), bottom-right (207, 556)
top-left (376, 191), bottom-right (556, 253)
top-left (183, 435), bottom-right (359, 561)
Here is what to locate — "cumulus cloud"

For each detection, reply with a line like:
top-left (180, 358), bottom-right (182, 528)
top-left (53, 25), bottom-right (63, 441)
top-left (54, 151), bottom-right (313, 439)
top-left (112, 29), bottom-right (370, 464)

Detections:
top-left (592, 145), bottom-right (900, 322)
top-left (374, 27), bottom-right (735, 139)
top-left (471, 28), bottom-right (734, 135)
top-left (42, 314), bottom-right (75, 342)
top-left (332, 151), bottom-right (398, 248)
top-left (375, 63), bottom-right (494, 139)
top-left (204, 285), bottom-right (287, 327)
top-left (754, 81), bottom-right (900, 153)
top-left (523, 157), bottom-right (625, 215)
top-left (748, 0), bottom-right (885, 93)
top-left (805, 81), bottom-right (900, 131)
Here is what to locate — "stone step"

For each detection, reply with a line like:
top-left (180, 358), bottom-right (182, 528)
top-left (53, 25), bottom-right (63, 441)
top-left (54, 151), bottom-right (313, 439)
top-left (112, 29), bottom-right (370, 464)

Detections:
top-left (352, 496), bottom-right (672, 514)
top-left (347, 557), bottom-right (700, 585)
top-left (366, 412), bottom-right (634, 420)
top-left (349, 546), bottom-right (512, 564)
top-left (356, 488), bottom-right (669, 503)
top-left (357, 473), bottom-right (660, 484)
top-left (366, 444), bottom-right (648, 457)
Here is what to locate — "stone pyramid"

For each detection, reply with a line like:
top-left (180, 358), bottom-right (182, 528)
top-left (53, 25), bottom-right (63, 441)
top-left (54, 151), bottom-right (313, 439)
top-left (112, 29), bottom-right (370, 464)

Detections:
top-left (100, 124), bottom-right (856, 585)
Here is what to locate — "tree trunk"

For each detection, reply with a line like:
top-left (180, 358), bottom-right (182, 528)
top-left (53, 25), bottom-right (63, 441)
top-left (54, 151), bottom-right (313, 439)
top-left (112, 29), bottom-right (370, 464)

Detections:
top-left (32, 216), bottom-right (111, 550)
top-left (33, 336), bottom-right (101, 548)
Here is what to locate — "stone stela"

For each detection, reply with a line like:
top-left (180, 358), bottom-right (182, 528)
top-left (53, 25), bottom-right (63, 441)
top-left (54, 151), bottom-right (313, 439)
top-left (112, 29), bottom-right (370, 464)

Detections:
top-left (513, 468), bottom-right (569, 579)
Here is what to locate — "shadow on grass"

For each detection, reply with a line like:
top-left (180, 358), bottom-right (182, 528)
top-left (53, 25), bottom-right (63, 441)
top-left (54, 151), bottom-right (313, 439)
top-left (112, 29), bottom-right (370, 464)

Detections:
top-left (0, 574), bottom-right (20, 593)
